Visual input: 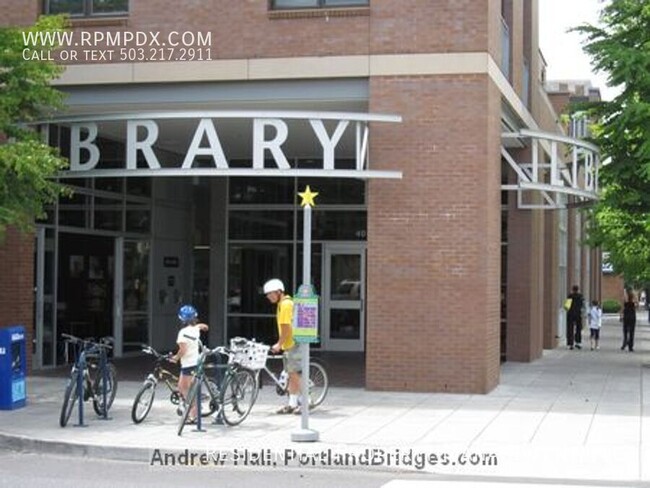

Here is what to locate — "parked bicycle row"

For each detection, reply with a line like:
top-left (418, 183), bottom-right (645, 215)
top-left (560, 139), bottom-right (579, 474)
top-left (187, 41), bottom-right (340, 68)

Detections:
top-left (59, 302), bottom-right (329, 435)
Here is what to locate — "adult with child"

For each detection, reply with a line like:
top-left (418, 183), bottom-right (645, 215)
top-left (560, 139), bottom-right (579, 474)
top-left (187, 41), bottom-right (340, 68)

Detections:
top-left (566, 285), bottom-right (585, 350)
top-left (588, 300), bottom-right (602, 350)
top-left (621, 292), bottom-right (637, 352)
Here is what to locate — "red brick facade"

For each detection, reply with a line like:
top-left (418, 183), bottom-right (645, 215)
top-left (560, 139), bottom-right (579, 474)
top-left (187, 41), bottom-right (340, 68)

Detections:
top-left (366, 74), bottom-right (501, 393)
top-left (0, 228), bottom-right (34, 373)
top-left (0, 0), bottom-right (600, 392)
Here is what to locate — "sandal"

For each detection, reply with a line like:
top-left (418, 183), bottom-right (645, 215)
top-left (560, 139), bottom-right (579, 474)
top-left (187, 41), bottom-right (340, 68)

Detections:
top-left (186, 417), bottom-right (197, 424)
top-left (276, 405), bottom-right (296, 415)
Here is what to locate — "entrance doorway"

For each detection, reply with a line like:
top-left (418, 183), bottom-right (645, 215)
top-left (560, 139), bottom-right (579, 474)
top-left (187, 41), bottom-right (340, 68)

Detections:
top-left (321, 244), bottom-right (366, 351)
top-left (56, 233), bottom-right (114, 364)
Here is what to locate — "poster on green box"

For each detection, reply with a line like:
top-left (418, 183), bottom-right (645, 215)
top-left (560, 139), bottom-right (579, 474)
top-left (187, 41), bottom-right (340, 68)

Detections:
top-left (293, 290), bottom-right (319, 344)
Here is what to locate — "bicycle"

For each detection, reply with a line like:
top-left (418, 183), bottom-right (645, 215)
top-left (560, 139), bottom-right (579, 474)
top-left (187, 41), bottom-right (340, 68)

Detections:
top-left (131, 345), bottom-right (219, 424)
top-left (59, 333), bottom-right (118, 428)
top-left (229, 337), bottom-right (329, 410)
top-left (177, 342), bottom-right (258, 436)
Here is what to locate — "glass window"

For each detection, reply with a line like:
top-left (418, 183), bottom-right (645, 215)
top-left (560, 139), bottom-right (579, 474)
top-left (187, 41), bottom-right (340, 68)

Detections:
top-left (227, 316), bottom-right (277, 346)
top-left (125, 207), bottom-right (150, 233)
top-left (272, 0), bottom-right (368, 8)
top-left (228, 244), bottom-right (292, 314)
top-left (59, 193), bottom-right (89, 228)
top-left (298, 210), bottom-right (366, 240)
top-left (229, 178), bottom-right (294, 205)
top-left (46, 0), bottom-right (84, 15)
top-left (45, 0), bottom-right (128, 15)
top-left (92, 0), bottom-right (128, 14)
top-left (94, 197), bottom-right (123, 231)
top-left (297, 178), bottom-right (365, 205)
top-left (229, 210), bottom-right (294, 241)
top-left (123, 240), bottom-right (149, 313)
top-left (127, 178), bottom-right (151, 198)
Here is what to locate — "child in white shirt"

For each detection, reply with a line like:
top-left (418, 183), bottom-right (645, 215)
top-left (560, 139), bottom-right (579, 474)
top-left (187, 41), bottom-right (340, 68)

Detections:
top-left (588, 300), bottom-right (602, 350)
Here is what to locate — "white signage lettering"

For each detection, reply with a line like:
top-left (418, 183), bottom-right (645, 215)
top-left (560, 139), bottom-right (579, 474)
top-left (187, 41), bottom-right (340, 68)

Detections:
top-left (70, 123), bottom-right (100, 171)
top-left (57, 112), bottom-right (404, 179)
top-left (310, 119), bottom-right (349, 170)
top-left (11, 333), bottom-right (23, 342)
top-left (127, 120), bottom-right (161, 170)
top-left (253, 119), bottom-right (290, 170)
top-left (182, 118), bottom-right (228, 169)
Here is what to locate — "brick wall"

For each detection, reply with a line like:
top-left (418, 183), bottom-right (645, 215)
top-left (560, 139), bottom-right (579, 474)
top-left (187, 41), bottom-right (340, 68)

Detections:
top-left (366, 74), bottom-right (501, 393)
top-left (602, 274), bottom-right (624, 304)
top-left (0, 228), bottom-right (34, 373)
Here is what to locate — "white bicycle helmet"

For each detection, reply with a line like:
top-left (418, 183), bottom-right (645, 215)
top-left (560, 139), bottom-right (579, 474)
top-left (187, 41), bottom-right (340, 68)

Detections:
top-left (263, 279), bottom-right (285, 294)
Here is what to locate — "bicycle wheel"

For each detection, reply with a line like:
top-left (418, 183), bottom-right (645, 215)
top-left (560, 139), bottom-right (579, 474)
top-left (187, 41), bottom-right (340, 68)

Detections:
top-left (92, 363), bottom-right (118, 416)
top-left (200, 378), bottom-right (219, 417)
top-left (307, 361), bottom-right (329, 408)
top-left (177, 377), bottom-right (200, 436)
top-left (59, 371), bottom-right (80, 428)
top-left (220, 368), bottom-right (257, 426)
top-left (131, 380), bottom-right (156, 424)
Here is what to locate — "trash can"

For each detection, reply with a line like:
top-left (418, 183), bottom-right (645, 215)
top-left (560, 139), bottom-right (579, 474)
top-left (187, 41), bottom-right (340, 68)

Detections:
top-left (0, 325), bottom-right (26, 410)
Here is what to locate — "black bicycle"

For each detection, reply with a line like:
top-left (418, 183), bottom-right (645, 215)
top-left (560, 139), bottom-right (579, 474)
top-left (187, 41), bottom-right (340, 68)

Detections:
top-left (177, 344), bottom-right (257, 436)
top-left (59, 333), bottom-right (118, 428)
top-left (131, 345), bottom-right (218, 424)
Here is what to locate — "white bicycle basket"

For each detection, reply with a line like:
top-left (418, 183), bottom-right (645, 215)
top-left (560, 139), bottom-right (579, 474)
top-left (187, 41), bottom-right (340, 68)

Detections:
top-left (229, 338), bottom-right (269, 370)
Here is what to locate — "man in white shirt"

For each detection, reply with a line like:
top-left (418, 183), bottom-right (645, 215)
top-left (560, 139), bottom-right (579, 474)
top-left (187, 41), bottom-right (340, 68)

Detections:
top-left (171, 304), bottom-right (208, 422)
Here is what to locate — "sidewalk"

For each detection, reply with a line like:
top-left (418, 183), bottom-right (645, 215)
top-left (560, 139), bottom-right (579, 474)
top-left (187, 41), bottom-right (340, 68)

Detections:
top-left (2, 316), bottom-right (649, 484)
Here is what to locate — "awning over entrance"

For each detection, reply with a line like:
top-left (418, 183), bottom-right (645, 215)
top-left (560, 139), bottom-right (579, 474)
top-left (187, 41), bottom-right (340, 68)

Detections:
top-left (43, 110), bottom-right (403, 180)
top-left (501, 129), bottom-right (600, 209)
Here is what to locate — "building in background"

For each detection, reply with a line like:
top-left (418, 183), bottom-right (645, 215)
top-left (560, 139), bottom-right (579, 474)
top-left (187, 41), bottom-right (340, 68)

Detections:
top-left (0, 0), bottom-right (600, 393)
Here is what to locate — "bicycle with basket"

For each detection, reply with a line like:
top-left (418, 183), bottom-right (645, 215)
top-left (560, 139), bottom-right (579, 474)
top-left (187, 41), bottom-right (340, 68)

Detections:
top-left (228, 337), bottom-right (329, 410)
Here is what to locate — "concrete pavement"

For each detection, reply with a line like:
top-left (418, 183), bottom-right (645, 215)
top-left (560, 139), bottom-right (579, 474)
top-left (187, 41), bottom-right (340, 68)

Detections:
top-left (1, 316), bottom-right (649, 486)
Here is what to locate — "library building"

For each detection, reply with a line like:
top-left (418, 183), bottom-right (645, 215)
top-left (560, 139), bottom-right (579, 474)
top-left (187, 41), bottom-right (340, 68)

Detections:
top-left (0, 0), bottom-right (600, 393)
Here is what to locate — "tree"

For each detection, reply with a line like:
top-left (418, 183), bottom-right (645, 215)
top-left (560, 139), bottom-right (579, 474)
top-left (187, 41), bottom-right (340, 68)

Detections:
top-left (0, 15), bottom-right (69, 237)
top-left (573, 0), bottom-right (650, 285)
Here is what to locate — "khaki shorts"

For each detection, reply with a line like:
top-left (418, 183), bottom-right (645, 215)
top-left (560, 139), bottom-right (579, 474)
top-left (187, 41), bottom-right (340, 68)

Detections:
top-left (283, 345), bottom-right (302, 373)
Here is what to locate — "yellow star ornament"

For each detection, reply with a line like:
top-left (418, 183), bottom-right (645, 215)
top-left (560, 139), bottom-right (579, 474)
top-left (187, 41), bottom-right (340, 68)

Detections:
top-left (298, 185), bottom-right (319, 207)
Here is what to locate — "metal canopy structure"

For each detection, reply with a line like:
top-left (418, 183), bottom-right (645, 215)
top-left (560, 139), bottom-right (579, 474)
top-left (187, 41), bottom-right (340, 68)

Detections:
top-left (42, 110), bottom-right (403, 180)
top-left (501, 129), bottom-right (600, 210)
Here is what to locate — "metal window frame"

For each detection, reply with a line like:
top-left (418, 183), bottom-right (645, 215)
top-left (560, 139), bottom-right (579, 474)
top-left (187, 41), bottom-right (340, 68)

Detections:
top-left (270, 0), bottom-right (369, 10)
top-left (44, 0), bottom-right (129, 17)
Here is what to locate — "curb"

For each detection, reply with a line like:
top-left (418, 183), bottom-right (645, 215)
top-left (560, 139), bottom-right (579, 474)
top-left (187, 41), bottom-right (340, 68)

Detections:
top-left (0, 431), bottom-right (153, 463)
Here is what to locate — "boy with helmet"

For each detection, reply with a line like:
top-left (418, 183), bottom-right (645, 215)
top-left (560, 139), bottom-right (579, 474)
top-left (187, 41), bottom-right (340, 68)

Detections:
top-left (263, 278), bottom-right (302, 414)
top-left (171, 304), bottom-right (208, 422)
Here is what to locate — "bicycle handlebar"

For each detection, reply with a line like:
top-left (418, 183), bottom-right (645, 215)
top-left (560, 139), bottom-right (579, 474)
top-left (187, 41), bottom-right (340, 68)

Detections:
top-left (61, 333), bottom-right (113, 350)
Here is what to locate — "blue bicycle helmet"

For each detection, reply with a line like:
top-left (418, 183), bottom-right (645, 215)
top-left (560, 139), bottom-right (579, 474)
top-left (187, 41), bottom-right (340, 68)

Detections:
top-left (178, 304), bottom-right (198, 323)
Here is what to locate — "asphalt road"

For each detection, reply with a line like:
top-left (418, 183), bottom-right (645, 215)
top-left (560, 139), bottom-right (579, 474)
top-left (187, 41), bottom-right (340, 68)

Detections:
top-left (0, 448), bottom-right (640, 488)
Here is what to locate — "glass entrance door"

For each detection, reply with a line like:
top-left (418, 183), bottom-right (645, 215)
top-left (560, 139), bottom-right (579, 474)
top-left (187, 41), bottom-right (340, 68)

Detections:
top-left (322, 244), bottom-right (365, 351)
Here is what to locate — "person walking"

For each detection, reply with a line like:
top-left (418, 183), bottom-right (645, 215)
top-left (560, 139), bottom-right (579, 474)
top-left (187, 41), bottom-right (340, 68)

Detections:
top-left (621, 292), bottom-right (637, 352)
top-left (566, 285), bottom-right (585, 350)
top-left (588, 300), bottom-right (602, 350)
top-left (171, 304), bottom-right (208, 423)
top-left (263, 278), bottom-right (302, 414)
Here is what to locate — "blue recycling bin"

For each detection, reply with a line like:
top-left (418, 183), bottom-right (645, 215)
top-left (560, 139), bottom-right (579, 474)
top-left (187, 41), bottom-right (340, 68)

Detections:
top-left (0, 325), bottom-right (27, 410)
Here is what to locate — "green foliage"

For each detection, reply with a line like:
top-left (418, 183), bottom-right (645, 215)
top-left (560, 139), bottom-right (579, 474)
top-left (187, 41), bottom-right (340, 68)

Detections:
top-left (0, 15), bottom-right (69, 236)
top-left (572, 0), bottom-right (650, 284)
top-left (602, 298), bottom-right (622, 314)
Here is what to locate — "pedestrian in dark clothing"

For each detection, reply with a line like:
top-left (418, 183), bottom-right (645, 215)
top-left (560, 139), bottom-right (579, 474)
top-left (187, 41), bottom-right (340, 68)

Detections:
top-left (621, 292), bottom-right (637, 352)
top-left (566, 285), bottom-right (584, 350)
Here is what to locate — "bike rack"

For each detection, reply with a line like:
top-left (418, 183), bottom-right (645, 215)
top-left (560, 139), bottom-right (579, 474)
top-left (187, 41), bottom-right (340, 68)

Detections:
top-left (73, 346), bottom-right (87, 428)
top-left (98, 345), bottom-right (111, 421)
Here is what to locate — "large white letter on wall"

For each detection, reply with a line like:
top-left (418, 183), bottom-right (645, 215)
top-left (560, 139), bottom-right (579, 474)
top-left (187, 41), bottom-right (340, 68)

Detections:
top-left (70, 123), bottom-right (100, 171)
top-left (253, 119), bottom-right (290, 170)
top-left (182, 119), bottom-right (228, 169)
top-left (310, 119), bottom-right (349, 170)
top-left (127, 120), bottom-right (161, 170)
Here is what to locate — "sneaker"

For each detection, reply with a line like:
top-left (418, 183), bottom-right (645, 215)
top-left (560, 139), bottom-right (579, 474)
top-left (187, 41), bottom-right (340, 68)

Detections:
top-left (569, 346), bottom-right (574, 350)
top-left (575, 344), bottom-right (582, 350)
top-left (276, 405), bottom-right (297, 415)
